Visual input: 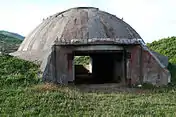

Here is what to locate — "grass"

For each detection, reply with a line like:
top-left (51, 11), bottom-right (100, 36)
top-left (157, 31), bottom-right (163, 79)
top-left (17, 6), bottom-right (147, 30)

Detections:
top-left (1, 84), bottom-right (176, 116)
top-left (1, 55), bottom-right (176, 116)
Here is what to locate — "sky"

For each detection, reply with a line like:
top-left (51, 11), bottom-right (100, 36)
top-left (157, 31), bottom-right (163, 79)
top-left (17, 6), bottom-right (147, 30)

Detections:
top-left (0, 0), bottom-right (175, 42)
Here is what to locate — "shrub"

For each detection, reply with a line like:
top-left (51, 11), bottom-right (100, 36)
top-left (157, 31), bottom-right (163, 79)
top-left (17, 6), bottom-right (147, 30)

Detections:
top-left (0, 55), bottom-right (41, 88)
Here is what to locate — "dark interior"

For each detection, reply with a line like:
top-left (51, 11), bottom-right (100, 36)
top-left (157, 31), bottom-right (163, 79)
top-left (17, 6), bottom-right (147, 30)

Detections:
top-left (74, 51), bottom-right (123, 84)
top-left (92, 53), bottom-right (114, 83)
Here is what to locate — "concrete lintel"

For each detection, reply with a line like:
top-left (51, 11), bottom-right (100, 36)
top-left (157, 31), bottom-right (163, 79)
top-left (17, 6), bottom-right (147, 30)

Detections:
top-left (75, 45), bottom-right (123, 51)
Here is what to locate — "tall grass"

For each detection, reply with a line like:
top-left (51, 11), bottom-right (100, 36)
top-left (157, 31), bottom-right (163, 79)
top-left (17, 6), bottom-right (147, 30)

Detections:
top-left (0, 55), bottom-right (40, 89)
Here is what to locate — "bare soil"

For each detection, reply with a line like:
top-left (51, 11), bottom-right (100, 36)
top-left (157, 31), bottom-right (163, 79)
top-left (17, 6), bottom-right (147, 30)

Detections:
top-left (76, 83), bottom-right (149, 94)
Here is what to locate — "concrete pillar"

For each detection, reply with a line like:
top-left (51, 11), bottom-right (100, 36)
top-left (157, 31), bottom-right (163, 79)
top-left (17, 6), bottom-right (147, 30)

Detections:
top-left (122, 48), bottom-right (126, 85)
top-left (139, 46), bottom-right (143, 84)
top-left (126, 59), bottom-right (130, 79)
top-left (67, 54), bottom-right (74, 82)
top-left (72, 56), bottom-right (75, 82)
top-left (126, 58), bottom-right (131, 86)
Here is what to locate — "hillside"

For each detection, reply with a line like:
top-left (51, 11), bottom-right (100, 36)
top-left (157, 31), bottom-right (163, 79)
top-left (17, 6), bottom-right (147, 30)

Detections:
top-left (0, 30), bottom-right (24, 40)
top-left (0, 31), bottom-right (24, 53)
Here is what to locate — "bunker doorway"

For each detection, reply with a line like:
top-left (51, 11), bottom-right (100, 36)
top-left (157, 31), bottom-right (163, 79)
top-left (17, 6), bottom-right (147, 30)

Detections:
top-left (73, 51), bottom-right (124, 84)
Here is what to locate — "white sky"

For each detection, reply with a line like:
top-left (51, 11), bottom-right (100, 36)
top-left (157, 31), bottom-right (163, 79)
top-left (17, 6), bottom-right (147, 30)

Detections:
top-left (0, 0), bottom-right (175, 42)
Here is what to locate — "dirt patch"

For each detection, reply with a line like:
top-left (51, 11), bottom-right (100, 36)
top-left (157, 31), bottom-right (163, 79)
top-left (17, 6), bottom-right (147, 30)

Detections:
top-left (32, 83), bottom-right (59, 92)
top-left (31, 83), bottom-right (149, 94)
top-left (76, 83), bottom-right (149, 94)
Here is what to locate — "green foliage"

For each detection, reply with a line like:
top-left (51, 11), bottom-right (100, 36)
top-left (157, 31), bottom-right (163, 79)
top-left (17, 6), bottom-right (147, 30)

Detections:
top-left (167, 63), bottom-right (176, 83)
top-left (1, 84), bottom-right (176, 116)
top-left (0, 55), bottom-right (40, 88)
top-left (147, 36), bottom-right (176, 64)
top-left (74, 56), bottom-right (90, 65)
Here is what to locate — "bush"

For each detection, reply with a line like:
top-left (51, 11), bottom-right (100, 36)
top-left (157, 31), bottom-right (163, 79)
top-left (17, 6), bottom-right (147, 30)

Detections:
top-left (0, 55), bottom-right (41, 88)
top-left (167, 63), bottom-right (176, 83)
top-left (74, 56), bottom-right (90, 65)
top-left (147, 36), bottom-right (176, 64)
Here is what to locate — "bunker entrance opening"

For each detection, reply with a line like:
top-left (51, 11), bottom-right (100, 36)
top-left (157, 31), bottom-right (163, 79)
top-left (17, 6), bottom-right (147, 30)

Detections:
top-left (73, 51), bottom-right (124, 84)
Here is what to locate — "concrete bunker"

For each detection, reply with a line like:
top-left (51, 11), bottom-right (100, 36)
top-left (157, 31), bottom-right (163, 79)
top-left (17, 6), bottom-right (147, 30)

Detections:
top-left (12, 7), bottom-right (171, 86)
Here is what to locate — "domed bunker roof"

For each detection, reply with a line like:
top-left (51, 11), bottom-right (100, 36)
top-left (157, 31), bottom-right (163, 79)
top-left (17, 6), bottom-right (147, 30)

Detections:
top-left (18, 7), bottom-right (142, 52)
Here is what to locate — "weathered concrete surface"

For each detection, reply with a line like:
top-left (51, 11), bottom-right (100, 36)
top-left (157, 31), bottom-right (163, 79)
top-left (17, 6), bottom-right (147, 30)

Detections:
top-left (128, 46), bottom-right (170, 86)
top-left (127, 46), bottom-right (141, 85)
top-left (17, 7), bottom-right (141, 52)
top-left (12, 7), bottom-right (142, 72)
top-left (151, 51), bottom-right (169, 67)
top-left (142, 49), bottom-right (170, 86)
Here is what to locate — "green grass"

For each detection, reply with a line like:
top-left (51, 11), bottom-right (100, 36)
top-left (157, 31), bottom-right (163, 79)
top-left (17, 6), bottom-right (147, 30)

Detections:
top-left (0, 55), bottom-right (40, 89)
top-left (74, 56), bottom-right (90, 65)
top-left (1, 84), bottom-right (176, 116)
top-left (1, 55), bottom-right (176, 116)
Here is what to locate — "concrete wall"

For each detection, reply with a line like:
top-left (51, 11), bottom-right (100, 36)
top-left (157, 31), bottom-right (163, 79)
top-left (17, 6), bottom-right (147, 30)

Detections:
top-left (113, 60), bottom-right (123, 83)
top-left (128, 46), bottom-right (169, 86)
top-left (42, 46), bottom-right (74, 84)
top-left (142, 50), bottom-right (169, 86)
top-left (127, 46), bottom-right (141, 85)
